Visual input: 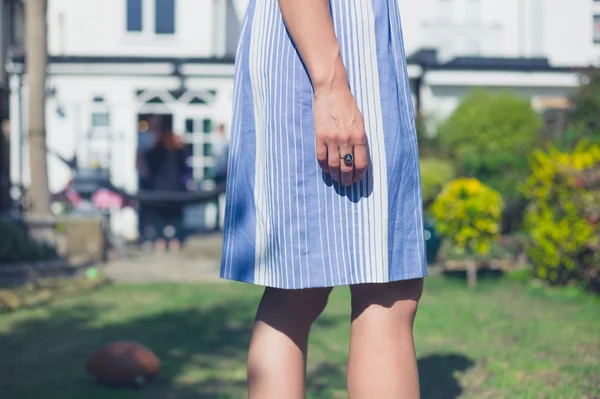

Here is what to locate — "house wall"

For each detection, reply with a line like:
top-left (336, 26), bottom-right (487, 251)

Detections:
top-left (47, 0), bottom-right (224, 57)
top-left (47, 0), bottom-right (600, 65)
top-left (397, 0), bottom-right (600, 66)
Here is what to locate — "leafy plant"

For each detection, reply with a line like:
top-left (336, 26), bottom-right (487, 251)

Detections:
top-left (438, 89), bottom-right (543, 199)
top-left (559, 71), bottom-right (600, 150)
top-left (0, 219), bottom-right (58, 264)
top-left (431, 178), bottom-right (503, 257)
top-left (523, 141), bottom-right (600, 288)
top-left (420, 158), bottom-right (456, 208)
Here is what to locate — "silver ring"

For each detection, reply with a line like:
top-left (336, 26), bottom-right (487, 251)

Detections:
top-left (342, 153), bottom-right (354, 165)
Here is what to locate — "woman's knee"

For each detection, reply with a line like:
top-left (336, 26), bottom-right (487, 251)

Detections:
top-left (350, 278), bottom-right (423, 320)
top-left (262, 286), bottom-right (333, 323)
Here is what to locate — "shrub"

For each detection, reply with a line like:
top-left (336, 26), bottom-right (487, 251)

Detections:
top-left (0, 219), bottom-right (58, 264)
top-left (559, 71), bottom-right (600, 150)
top-left (431, 178), bottom-right (503, 257)
top-left (438, 89), bottom-right (543, 199)
top-left (523, 141), bottom-right (600, 288)
top-left (420, 158), bottom-right (456, 208)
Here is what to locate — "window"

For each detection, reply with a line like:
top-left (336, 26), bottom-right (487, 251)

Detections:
top-left (91, 112), bottom-right (110, 127)
top-left (155, 0), bottom-right (176, 34)
top-left (594, 15), bottom-right (600, 44)
top-left (126, 0), bottom-right (143, 32)
top-left (203, 119), bottom-right (213, 134)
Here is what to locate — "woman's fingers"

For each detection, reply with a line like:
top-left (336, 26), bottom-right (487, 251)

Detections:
top-left (316, 139), bottom-right (329, 173)
top-left (352, 141), bottom-right (369, 183)
top-left (338, 134), bottom-right (354, 187)
top-left (327, 141), bottom-right (341, 183)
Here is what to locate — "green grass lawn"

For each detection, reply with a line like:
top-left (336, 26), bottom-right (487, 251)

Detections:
top-left (1, 275), bottom-right (599, 399)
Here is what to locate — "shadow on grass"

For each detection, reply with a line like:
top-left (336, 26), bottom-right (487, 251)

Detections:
top-left (0, 299), bottom-right (254, 398)
top-left (419, 353), bottom-right (474, 399)
top-left (1, 297), bottom-right (473, 399)
top-left (0, 297), bottom-right (345, 398)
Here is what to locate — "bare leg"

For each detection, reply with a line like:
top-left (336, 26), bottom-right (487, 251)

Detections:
top-left (154, 238), bottom-right (166, 253)
top-left (248, 286), bottom-right (332, 399)
top-left (169, 239), bottom-right (181, 252)
top-left (348, 278), bottom-right (423, 399)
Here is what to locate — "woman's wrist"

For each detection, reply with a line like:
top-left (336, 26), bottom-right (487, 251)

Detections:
top-left (310, 51), bottom-right (349, 95)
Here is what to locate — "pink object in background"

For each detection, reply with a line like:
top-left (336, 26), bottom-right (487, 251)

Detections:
top-left (92, 189), bottom-right (125, 210)
top-left (65, 188), bottom-right (82, 207)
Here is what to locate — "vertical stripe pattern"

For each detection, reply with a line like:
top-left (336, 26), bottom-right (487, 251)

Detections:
top-left (220, 0), bottom-right (427, 289)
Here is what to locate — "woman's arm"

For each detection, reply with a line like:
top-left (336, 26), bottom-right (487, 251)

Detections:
top-left (277, 0), bottom-right (346, 91)
top-left (277, 0), bottom-right (368, 186)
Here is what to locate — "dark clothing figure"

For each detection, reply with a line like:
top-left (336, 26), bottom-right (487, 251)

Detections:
top-left (137, 177), bottom-right (152, 242)
top-left (145, 144), bottom-right (190, 242)
top-left (146, 146), bottom-right (188, 192)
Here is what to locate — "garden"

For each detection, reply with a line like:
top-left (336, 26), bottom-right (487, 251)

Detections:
top-left (420, 70), bottom-right (600, 293)
top-left (1, 73), bottom-right (600, 398)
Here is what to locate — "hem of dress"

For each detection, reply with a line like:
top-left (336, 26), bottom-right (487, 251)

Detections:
top-left (219, 269), bottom-right (428, 290)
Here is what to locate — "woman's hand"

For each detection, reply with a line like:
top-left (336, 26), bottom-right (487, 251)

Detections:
top-left (313, 83), bottom-right (369, 187)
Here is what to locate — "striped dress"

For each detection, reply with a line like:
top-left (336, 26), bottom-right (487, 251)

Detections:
top-left (220, 0), bottom-right (427, 289)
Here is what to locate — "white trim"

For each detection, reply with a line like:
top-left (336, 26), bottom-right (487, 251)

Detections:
top-left (406, 64), bottom-right (423, 78)
top-left (424, 70), bottom-right (581, 87)
top-left (10, 62), bottom-right (235, 77)
top-left (48, 63), bottom-right (176, 75)
top-left (179, 63), bottom-right (235, 76)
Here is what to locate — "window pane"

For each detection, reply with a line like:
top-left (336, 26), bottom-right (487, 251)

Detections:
top-left (203, 143), bottom-right (212, 157)
top-left (204, 167), bottom-right (214, 180)
top-left (155, 0), bottom-right (176, 34)
top-left (185, 118), bottom-right (194, 134)
top-left (203, 119), bottom-right (212, 134)
top-left (594, 15), bottom-right (600, 44)
top-left (92, 113), bottom-right (110, 127)
top-left (126, 0), bottom-right (143, 32)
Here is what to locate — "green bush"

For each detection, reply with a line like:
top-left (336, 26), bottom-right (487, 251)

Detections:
top-left (438, 89), bottom-right (543, 198)
top-left (523, 141), bottom-right (600, 288)
top-left (560, 71), bottom-right (600, 150)
top-left (420, 158), bottom-right (456, 208)
top-left (0, 219), bottom-right (58, 264)
top-left (431, 178), bottom-right (503, 257)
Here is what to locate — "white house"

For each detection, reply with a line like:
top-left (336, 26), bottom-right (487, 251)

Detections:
top-left (6, 0), bottom-right (598, 238)
top-left (8, 0), bottom-right (245, 237)
top-left (398, 0), bottom-right (600, 128)
top-left (398, 0), bottom-right (600, 66)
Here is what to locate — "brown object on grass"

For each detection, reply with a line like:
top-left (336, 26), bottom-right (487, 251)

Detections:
top-left (85, 341), bottom-right (160, 386)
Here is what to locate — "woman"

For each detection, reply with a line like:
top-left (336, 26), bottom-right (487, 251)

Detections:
top-left (221, 0), bottom-right (426, 397)
top-left (145, 119), bottom-right (191, 252)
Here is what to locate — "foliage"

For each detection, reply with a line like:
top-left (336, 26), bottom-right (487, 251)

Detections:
top-left (560, 71), bottom-right (600, 150)
top-left (416, 113), bottom-right (444, 157)
top-left (431, 178), bottom-right (503, 257)
top-left (438, 89), bottom-right (543, 198)
top-left (0, 219), bottom-right (58, 264)
top-left (523, 141), bottom-right (600, 288)
top-left (420, 158), bottom-right (456, 208)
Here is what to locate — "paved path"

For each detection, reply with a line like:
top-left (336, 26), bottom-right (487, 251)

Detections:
top-left (103, 233), bottom-right (224, 283)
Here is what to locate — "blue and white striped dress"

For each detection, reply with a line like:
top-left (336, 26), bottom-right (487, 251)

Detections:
top-left (220, 0), bottom-right (427, 289)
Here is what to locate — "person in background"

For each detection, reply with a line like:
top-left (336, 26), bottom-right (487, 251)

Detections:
top-left (145, 117), bottom-right (191, 252)
top-left (136, 116), bottom-right (160, 246)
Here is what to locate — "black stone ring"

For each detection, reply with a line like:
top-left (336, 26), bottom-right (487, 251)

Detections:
top-left (342, 153), bottom-right (354, 165)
